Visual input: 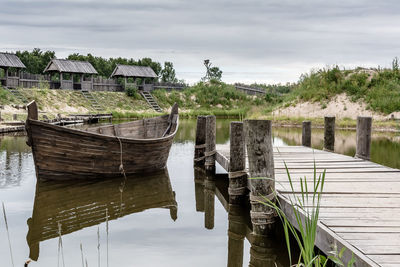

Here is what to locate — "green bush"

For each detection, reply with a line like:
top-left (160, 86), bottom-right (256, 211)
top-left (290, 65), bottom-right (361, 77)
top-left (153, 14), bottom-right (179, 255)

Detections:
top-left (125, 84), bottom-right (140, 99)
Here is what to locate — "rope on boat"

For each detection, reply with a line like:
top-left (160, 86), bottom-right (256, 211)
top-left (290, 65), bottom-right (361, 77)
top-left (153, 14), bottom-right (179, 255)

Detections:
top-left (115, 136), bottom-right (127, 179)
top-left (2, 202), bottom-right (15, 267)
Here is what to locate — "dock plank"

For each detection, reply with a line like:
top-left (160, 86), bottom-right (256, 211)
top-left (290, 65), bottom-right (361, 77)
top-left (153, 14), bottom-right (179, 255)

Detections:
top-left (215, 144), bottom-right (400, 267)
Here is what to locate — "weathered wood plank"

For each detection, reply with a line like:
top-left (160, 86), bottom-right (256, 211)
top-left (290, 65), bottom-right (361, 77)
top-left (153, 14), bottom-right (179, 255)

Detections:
top-left (214, 144), bottom-right (400, 267)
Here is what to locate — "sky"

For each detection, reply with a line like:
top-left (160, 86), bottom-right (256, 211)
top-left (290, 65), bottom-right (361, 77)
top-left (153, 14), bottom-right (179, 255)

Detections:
top-left (0, 0), bottom-right (399, 84)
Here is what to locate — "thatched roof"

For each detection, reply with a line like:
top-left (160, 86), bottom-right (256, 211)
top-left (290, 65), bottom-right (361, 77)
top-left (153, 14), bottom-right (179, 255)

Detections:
top-left (44, 59), bottom-right (98, 74)
top-left (111, 64), bottom-right (157, 78)
top-left (0, 53), bottom-right (26, 68)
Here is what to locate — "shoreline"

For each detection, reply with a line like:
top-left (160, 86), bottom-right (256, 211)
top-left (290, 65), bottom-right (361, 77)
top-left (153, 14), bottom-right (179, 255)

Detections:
top-left (2, 113), bottom-right (399, 134)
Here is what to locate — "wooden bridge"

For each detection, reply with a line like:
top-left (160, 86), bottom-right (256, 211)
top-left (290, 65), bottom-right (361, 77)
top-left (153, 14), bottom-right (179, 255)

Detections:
top-left (194, 116), bottom-right (400, 267)
top-left (234, 84), bottom-right (266, 95)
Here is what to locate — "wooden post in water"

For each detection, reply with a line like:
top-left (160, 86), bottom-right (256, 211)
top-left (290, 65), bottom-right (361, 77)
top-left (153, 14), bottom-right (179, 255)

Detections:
top-left (227, 204), bottom-right (246, 267)
top-left (249, 234), bottom-right (277, 266)
top-left (194, 167), bottom-right (205, 212)
top-left (204, 176), bottom-right (215, 230)
top-left (244, 120), bottom-right (276, 236)
top-left (205, 115), bottom-right (216, 173)
top-left (194, 116), bottom-right (207, 166)
top-left (324, 116), bottom-right (335, 151)
top-left (229, 122), bottom-right (247, 204)
top-left (356, 116), bottom-right (372, 160)
top-left (302, 121), bottom-right (311, 147)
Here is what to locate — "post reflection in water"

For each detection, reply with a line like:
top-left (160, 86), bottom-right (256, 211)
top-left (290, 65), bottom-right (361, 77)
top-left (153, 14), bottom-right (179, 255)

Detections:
top-left (26, 168), bottom-right (177, 262)
top-left (0, 134), bottom-right (32, 188)
top-left (194, 167), bottom-right (293, 267)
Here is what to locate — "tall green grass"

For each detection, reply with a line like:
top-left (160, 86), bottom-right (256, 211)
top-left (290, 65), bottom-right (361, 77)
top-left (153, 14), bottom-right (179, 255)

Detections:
top-left (260, 162), bottom-right (354, 266)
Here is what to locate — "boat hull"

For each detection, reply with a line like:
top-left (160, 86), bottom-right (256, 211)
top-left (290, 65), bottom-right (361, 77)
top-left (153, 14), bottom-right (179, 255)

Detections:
top-left (27, 117), bottom-right (177, 180)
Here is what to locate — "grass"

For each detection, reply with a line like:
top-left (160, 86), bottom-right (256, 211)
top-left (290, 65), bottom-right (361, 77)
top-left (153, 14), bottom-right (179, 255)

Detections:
top-left (292, 61), bottom-right (400, 114)
top-left (152, 80), bottom-right (258, 110)
top-left (2, 202), bottom-right (15, 267)
top-left (0, 87), bottom-right (20, 105)
top-left (260, 162), bottom-right (355, 266)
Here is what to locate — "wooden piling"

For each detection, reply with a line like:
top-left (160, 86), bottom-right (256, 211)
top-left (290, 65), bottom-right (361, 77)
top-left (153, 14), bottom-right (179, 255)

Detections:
top-left (194, 167), bottom-right (205, 212)
top-left (229, 122), bottom-right (247, 204)
top-left (356, 116), bottom-right (372, 160)
top-left (12, 114), bottom-right (17, 121)
top-left (302, 121), bottom-right (311, 147)
top-left (227, 204), bottom-right (246, 267)
top-left (324, 116), bottom-right (335, 151)
top-left (205, 115), bottom-right (216, 173)
top-left (194, 116), bottom-right (207, 166)
top-left (244, 120), bottom-right (276, 236)
top-left (249, 234), bottom-right (277, 267)
top-left (204, 176), bottom-right (215, 230)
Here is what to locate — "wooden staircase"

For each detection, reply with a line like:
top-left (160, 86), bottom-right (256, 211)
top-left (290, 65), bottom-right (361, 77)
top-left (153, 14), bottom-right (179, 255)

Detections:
top-left (5, 87), bottom-right (29, 103)
top-left (140, 91), bottom-right (162, 112)
top-left (81, 90), bottom-right (103, 112)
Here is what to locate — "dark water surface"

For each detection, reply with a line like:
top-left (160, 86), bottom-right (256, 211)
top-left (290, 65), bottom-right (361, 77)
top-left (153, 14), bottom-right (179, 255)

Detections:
top-left (0, 119), bottom-right (399, 266)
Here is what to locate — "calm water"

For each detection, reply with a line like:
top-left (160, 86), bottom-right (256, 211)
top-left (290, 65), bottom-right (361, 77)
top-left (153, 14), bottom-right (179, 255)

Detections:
top-left (0, 119), bottom-right (399, 266)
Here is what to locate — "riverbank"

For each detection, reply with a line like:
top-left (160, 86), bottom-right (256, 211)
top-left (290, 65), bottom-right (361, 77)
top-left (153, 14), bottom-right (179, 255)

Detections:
top-left (1, 80), bottom-right (399, 132)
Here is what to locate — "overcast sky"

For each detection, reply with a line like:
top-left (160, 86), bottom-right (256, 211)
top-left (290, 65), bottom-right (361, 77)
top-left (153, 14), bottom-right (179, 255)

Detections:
top-left (0, 0), bottom-right (399, 84)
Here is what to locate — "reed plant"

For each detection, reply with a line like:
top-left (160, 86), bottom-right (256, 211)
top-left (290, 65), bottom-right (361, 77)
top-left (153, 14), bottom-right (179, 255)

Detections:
top-left (259, 162), bottom-right (354, 267)
top-left (2, 202), bottom-right (15, 267)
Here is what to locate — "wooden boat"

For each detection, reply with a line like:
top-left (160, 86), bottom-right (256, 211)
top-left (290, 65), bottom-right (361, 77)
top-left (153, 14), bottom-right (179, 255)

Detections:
top-left (26, 169), bottom-right (177, 261)
top-left (25, 101), bottom-right (179, 180)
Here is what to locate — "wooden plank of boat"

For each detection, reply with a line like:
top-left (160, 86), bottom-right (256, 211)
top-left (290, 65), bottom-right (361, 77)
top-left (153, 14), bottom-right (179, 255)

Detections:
top-left (25, 101), bottom-right (179, 179)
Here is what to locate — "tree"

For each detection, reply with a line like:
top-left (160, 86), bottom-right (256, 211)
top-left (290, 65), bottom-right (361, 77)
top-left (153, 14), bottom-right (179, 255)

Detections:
top-left (202, 59), bottom-right (222, 81)
top-left (16, 48), bottom-right (56, 74)
top-left (160, 62), bottom-right (178, 83)
top-left (137, 57), bottom-right (162, 77)
top-left (14, 49), bottom-right (169, 81)
top-left (209, 66), bottom-right (222, 81)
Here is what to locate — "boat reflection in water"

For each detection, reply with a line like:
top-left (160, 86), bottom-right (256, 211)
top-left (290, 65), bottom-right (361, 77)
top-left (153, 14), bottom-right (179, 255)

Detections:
top-left (26, 168), bottom-right (177, 262)
top-left (194, 168), bottom-right (293, 267)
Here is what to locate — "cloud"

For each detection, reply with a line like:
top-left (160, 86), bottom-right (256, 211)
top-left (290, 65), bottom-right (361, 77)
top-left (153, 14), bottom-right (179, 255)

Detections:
top-left (0, 0), bottom-right (399, 83)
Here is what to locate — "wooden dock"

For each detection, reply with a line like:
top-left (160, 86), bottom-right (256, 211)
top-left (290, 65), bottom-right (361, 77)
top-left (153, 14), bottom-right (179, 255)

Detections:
top-left (216, 145), bottom-right (400, 267)
top-left (194, 116), bottom-right (400, 267)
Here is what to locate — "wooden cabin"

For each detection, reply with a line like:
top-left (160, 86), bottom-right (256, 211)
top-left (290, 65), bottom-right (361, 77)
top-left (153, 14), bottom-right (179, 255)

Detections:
top-left (43, 59), bottom-right (98, 90)
top-left (111, 64), bottom-right (157, 91)
top-left (0, 52), bottom-right (26, 88)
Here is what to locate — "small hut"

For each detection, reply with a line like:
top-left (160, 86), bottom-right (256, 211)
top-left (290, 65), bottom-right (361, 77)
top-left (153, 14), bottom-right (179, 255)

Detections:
top-left (0, 52), bottom-right (26, 88)
top-left (111, 64), bottom-right (157, 91)
top-left (43, 59), bottom-right (98, 90)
